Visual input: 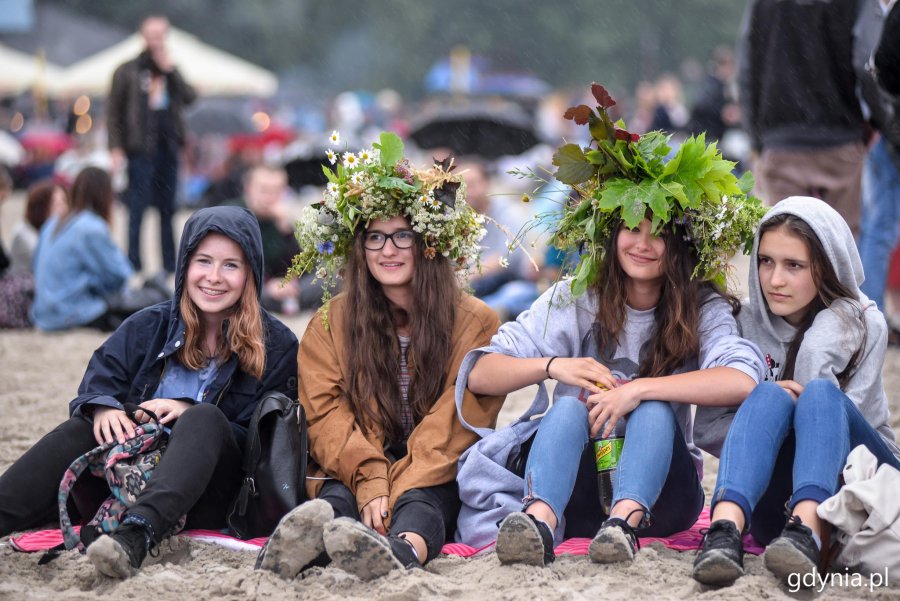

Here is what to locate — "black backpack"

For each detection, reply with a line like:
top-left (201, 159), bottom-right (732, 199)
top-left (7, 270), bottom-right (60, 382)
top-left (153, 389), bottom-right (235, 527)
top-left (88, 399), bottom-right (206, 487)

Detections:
top-left (227, 391), bottom-right (308, 539)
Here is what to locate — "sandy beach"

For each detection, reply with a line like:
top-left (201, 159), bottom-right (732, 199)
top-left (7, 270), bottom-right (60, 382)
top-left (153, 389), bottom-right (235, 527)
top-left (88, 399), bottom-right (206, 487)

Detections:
top-left (1, 197), bottom-right (899, 599)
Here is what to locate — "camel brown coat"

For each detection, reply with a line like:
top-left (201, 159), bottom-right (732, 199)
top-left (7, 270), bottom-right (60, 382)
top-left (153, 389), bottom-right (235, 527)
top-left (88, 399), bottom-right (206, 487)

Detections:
top-left (298, 292), bottom-right (504, 520)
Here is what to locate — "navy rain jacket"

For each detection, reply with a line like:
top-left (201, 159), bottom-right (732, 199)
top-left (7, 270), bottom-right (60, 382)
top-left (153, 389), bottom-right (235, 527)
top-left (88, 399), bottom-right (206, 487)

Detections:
top-left (71, 206), bottom-right (299, 447)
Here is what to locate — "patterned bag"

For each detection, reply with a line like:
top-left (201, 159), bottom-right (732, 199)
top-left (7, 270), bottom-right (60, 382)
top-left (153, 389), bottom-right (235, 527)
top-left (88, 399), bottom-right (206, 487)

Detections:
top-left (55, 405), bottom-right (185, 553)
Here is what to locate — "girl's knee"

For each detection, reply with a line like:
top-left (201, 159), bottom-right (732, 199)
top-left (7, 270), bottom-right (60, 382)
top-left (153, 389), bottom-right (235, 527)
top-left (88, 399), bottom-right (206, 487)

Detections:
top-left (798, 379), bottom-right (840, 404)
top-left (546, 396), bottom-right (588, 422)
top-left (630, 399), bottom-right (675, 426)
top-left (172, 402), bottom-right (229, 432)
top-left (748, 381), bottom-right (794, 413)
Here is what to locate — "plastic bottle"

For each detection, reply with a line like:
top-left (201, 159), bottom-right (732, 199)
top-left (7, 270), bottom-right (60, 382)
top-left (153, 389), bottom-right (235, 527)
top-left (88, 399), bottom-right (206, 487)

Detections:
top-left (594, 435), bottom-right (625, 515)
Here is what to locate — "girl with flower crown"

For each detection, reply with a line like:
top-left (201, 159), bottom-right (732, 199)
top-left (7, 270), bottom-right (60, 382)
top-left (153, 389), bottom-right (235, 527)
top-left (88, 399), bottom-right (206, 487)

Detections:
top-left (691, 197), bottom-right (900, 588)
top-left (256, 133), bottom-right (504, 581)
top-left (453, 84), bottom-right (767, 567)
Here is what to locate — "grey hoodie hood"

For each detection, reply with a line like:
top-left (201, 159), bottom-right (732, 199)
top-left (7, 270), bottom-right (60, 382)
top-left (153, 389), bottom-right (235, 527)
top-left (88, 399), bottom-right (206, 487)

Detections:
top-left (747, 196), bottom-right (874, 344)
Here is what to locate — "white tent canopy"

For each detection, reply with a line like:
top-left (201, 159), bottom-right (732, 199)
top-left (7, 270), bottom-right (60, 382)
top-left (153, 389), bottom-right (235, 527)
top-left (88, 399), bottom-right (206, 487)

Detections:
top-left (0, 43), bottom-right (64, 96)
top-left (50, 27), bottom-right (278, 98)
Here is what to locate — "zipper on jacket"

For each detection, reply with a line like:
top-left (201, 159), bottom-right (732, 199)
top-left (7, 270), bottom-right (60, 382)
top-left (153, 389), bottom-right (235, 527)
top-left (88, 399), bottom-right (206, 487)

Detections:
top-left (214, 377), bottom-right (232, 406)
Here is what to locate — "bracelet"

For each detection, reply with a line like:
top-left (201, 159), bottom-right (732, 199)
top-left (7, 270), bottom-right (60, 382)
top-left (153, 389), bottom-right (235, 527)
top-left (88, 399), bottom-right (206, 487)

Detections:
top-left (545, 356), bottom-right (559, 380)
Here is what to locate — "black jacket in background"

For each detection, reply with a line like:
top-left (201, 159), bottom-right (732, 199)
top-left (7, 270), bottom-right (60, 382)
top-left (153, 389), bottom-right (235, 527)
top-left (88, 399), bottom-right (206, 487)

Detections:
top-left (107, 50), bottom-right (197, 156)
top-left (738, 0), bottom-right (882, 150)
top-left (875, 1), bottom-right (900, 96)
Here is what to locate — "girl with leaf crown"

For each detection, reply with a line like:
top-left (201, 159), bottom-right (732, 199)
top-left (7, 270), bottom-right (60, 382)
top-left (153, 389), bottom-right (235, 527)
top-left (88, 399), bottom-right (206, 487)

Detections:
top-left (454, 84), bottom-right (767, 566)
top-left (255, 133), bottom-right (504, 581)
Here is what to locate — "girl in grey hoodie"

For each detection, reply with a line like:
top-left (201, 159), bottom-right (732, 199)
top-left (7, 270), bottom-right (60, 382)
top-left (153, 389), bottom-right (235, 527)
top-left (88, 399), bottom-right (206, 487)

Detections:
top-left (693, 196), bottom-right (900, 588)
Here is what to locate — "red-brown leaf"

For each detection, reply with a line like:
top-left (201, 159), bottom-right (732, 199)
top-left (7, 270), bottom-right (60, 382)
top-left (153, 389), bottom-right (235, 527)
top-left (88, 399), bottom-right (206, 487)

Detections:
top-left (591, 83), bottom-right (616, 109)
top-left (563, 104), bottom-right (593, 125)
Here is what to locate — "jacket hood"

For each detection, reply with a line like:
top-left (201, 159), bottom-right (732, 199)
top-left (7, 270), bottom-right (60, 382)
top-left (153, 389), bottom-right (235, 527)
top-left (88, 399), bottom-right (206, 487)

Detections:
top-left (174, 206), bottom-right (264, 306)
top-left (747, 196), bottom-right (872, 343)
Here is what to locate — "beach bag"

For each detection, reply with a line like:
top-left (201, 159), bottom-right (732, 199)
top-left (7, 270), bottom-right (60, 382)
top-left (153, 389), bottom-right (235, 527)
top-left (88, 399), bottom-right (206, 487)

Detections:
top-left (227, 391), bottom-right (308, 539)
top-left (53, 405), bottom-right (184, 557)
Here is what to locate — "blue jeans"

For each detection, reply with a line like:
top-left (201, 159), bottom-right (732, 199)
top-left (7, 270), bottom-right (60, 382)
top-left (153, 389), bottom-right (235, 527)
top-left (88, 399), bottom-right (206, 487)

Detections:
top-left (523, 396), bottom-right (704, 538)
top-left (858, 137), bottom-right (900, 310)
top-left (712, 380), bottom-right (900, 545)
top-left (126, 144), bottom-right (179, 273)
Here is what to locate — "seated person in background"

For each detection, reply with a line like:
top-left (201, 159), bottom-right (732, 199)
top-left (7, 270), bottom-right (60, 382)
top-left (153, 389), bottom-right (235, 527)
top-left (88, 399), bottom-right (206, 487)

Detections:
top-left (458, 158), bottom-right (533, 320)
top-left (224, 164), bottom-right (324, 314)
top-left (0, 179), bottom-right (68, 328)
top-left (31, 167), bottom-right (169, 331)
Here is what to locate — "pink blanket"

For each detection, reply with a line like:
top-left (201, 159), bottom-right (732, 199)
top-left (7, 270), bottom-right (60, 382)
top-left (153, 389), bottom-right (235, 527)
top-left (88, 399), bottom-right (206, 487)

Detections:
top-left (9, 508), bottom-right (764, 557)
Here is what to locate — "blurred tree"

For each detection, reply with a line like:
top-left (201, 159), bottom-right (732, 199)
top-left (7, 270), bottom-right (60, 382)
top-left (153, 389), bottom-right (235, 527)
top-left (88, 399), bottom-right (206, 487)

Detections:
top-left (49, 0), bottom-right (743, 98)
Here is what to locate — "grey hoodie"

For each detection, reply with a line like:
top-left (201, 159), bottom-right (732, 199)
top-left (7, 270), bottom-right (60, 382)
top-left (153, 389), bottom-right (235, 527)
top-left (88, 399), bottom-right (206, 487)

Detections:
top-left (695, 196), bottom-right (900, 460)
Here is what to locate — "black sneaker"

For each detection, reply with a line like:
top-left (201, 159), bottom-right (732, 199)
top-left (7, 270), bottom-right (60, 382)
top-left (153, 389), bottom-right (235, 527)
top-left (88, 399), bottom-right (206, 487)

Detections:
top-left (763, 516), bottom-right (819, 585)
top-left (87, 522), bottom-right (151, 578)
top-left (589, 517), bottom-right (640, 563)
top-left (495, 512), bottom-right (555, 566)
top-left (692, 519), bottom-right (744, 586)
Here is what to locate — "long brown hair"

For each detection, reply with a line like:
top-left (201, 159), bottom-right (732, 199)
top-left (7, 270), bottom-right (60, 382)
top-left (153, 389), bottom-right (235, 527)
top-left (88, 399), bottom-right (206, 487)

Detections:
top-left (178, 245), bottom-right (266, 380)
top-left (759, 214), bottom-right (865, 387)
top-left (59, 167), bottom-right (113, 233)
top-left (590, 221), bottom-right (739, 377)
top-left (344, 221), bottom-right (459, 440)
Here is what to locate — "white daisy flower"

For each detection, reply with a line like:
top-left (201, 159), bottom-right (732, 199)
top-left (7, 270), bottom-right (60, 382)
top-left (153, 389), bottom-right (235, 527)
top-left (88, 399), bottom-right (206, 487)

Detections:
top-left (326, 182), bottom-right (339, 195)
top-left (350, 172), bottom-right (363, 184)
top-left (325, 149), bottom-right (337, 165)
top-left (342, 152), bottom-right (358, 168)
top-left (499, 257), bottom-right (509, 268)
top-left (358, 148), bottom-right (373, 163)
top-left (329, 130), bottom-right (341, 145)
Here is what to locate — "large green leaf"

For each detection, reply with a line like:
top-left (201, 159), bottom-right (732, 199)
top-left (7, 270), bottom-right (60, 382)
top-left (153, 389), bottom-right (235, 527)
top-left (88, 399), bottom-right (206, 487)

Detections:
top-left (738, 170), bottom-right (756, 195)
top-left (375, 131), bottom-right (404, 168)
top-left (598, 178), bottom-right (648, 228)
top-left (553, 144), bottom-right (595, 185)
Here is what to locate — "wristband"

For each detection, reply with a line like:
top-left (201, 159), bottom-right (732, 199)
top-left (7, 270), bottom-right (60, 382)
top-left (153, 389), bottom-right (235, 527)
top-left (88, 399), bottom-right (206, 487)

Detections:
top-left (545, 356), bottom-right (559, 380)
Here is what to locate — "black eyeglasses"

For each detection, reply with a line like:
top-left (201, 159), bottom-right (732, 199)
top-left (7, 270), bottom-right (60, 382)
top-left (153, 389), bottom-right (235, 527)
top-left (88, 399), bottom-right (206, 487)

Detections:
top-left (363, 230), bottom-right (416, 251)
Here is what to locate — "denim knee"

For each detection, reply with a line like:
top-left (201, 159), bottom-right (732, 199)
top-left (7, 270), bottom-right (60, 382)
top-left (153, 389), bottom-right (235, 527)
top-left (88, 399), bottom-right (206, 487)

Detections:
top-left (544, 396), bottom-right (589, 435)
top-left (797, 379), bottom-right (840, 403)
top-left (629, 399), bottom-right (675, 427)
top-left (748, 381), bottom-right (794, 413)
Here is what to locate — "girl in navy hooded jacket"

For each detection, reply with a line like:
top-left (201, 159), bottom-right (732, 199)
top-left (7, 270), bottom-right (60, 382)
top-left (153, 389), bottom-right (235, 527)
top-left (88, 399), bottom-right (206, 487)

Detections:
top-left (0, 206), bottom-right (299, 578)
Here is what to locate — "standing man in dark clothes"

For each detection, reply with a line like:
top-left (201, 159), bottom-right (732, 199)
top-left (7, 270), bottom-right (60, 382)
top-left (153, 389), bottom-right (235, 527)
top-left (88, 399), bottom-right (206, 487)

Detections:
top-left (738, 0), bottom-right (888, 235)
top-left (108, 15), bottom-right (197, 274)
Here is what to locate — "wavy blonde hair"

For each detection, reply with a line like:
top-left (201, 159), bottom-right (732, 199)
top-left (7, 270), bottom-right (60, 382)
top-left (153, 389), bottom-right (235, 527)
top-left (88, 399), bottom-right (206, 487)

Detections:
top-left (178, 261), bottom-right (266, 380)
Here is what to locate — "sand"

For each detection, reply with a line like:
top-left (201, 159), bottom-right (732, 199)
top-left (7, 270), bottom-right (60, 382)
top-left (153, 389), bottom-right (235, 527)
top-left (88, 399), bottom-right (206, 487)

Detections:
top-left (2, 194), bottom-right (899, 599)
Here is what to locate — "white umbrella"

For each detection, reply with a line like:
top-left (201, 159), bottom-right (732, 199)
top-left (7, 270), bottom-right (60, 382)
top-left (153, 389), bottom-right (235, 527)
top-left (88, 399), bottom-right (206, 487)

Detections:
top-left (0, 130), bottom-right (26, 166)
top-left (0, 43), bottom-right (64, 96)
top-left (50, 27), bottom-right (278, 98)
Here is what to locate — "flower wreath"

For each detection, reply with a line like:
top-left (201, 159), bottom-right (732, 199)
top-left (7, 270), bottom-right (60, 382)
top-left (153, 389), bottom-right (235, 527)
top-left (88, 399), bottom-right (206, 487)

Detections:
top-left (288, 131), bottom-right (487, 316)
top-left (515, 83), bottom-right (767, 297)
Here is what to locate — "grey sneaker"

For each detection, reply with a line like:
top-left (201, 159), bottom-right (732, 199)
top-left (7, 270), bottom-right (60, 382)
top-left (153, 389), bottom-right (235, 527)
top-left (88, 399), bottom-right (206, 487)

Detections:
top-left (495, 512), bottom-right (555, 566)
top-left (323, 518), bottom-right (404, 580)
top-left (87, 522), bottom-right (151, 579)
top-left (255, 499), bottom-right (334, 579)
top-left (763, 516), bottom-right (819, 586)
top-left (588, 517), bottom-right (639, 564)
